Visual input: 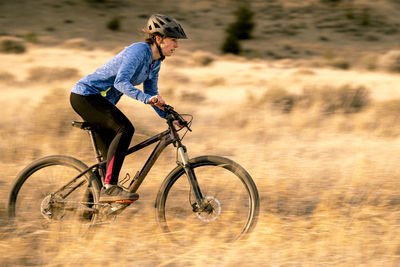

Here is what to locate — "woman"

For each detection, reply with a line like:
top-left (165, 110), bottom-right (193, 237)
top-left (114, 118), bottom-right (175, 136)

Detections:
top-left (70, 14), bottom-right (187, 203)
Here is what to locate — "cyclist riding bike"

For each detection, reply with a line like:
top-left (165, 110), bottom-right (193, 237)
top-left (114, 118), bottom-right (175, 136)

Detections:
top-left (70, 14), bottom-right (187, 203)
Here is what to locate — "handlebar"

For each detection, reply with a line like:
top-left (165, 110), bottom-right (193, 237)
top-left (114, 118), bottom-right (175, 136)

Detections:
top-left (162, 104), bottom-right (192, 132)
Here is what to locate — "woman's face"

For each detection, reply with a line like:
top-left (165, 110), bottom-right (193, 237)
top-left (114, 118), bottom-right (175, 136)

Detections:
top-left (160, 37), bottom-right (179, 57)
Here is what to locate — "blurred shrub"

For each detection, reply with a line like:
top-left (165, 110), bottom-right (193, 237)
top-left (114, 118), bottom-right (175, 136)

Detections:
top-left (62, 38), bottom-right (90, 50)
top-left (379, 50), bottom-right (400, 72)
top-left (323, 50), bottom-right (351, 69)
top-left (261, 87), bottom-right (297, 113)
top-left (319, 0), bottom-right (343, 5)
top-left (31, 88), bottom-right (72, 138)
top-left (0, 71), bottom-right (16, 84)
top-left (360, 8), bottom-right (371, 26)
top-left (204, 77), bottom-right (226, 87)
top-left (0, 36), bottom-right (26, 54)
top-left (371, 99), bottom-right (400, 136)
top-left (304, 85), bottom-right (371, 114)
top-left (227, 5), bottom-right (255, 40)
top-left (27, 67), bottom-right (80, 83)
top-left (329, 58), bottom-right (350, 70)
top-left (221, 4), bottom-right (254, 55)
top-left (221, 34), bottom-right (241, 55)
top-left (107, 17), bottom-right (121, 31)
top-left (374, 99), bottom-right (400, 121)
top-left (253, 84), bottom-right (371, 115)
top-left (180, 92), bottom-right (206, 103)
top-left (191, 50), bottom-right (216, 66)
top-left (359, 53), bottom-right (378, 70)
top-left (24, 32), bottom-right (39, 44)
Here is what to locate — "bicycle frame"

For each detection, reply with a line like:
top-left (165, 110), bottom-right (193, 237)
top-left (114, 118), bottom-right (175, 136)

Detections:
top-left (61, 117), bottom-right (204, 207)
top-left (126, 119), bottom-right (204, 207)
top-left (125, 128), bottom-right (174, 192)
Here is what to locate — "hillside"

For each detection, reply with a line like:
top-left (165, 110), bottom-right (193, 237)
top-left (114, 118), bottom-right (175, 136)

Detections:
top-left (2, 0), bottom-right (400, 60)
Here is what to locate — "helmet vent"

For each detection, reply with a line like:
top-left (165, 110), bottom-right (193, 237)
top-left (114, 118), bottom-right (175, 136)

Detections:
top-left (154, 23), bottom-right (161, 29)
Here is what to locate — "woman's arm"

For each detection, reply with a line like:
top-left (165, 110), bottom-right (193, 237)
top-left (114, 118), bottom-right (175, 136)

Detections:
top-left (114, 47), bottom-right (152, 104)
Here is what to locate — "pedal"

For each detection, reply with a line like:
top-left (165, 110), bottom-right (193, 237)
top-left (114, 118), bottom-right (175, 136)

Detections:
top-left (115, 199), bottom-right (137, 204)
top-left (108, 202), bottom-right (130, 216)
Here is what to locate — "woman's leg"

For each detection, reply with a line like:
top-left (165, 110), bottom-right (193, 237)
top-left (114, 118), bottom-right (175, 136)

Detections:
top-left (70, 93), bottom-right (134, 185)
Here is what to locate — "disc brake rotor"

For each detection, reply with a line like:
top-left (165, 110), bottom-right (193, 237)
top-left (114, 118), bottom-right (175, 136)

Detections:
top-left (40, 194), bottom-right (65, 220)
top-left (196, 196), bottom-right (221, 223)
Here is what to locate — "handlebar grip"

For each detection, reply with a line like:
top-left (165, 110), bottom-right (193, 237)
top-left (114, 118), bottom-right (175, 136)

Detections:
top-left (149, 96), bottom-right (158, 104)
top-left (162, 105), bottom-right (192, 132)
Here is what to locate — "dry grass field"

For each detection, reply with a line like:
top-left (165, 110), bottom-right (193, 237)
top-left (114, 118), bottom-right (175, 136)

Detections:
top-left (2, 0), bottom-right (400, 266)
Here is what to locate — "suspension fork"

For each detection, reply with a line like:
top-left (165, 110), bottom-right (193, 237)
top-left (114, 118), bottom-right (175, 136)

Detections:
top-left (177, 143), bottom-right (204, 210)
top-left (166, 117), bottom-right (204, 210)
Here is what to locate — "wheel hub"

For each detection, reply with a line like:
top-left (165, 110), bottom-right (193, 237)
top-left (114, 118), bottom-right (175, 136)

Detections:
top-left (40, 194), bottom-right (65, 220)
top-left (195, 196), bottom-right (221, 223)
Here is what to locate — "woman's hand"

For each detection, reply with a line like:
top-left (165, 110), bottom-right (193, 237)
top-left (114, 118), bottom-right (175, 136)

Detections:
top-left (149, 95), bottom-right (165, 109)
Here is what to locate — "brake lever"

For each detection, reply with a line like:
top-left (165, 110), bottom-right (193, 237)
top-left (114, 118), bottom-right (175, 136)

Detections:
top-left (180, 120), bottom-right (192, 132)
top-left (163, 104), bottom-right (192, 132)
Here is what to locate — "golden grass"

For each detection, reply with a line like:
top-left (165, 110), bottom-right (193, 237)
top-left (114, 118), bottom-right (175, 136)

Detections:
top-left (2, 45), bottom-right (400, 266)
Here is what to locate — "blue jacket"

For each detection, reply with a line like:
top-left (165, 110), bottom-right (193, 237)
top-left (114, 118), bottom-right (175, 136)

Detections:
top-left (71, 42), bottom-right (165, 118)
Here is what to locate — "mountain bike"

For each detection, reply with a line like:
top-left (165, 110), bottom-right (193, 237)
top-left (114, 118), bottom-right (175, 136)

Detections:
top-left (8, 105), bottom-right (259, 243)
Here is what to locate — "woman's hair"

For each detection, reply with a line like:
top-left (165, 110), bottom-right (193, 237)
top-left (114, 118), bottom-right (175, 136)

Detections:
top-left (144, 35), bottom-right (154, 44)
top-left (144, 33), bottom-right (163, 44)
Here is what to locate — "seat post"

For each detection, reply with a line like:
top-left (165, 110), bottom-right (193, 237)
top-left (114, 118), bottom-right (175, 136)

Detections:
top-left (87, 129), bottom-right (103, 163)
top-left (72, 121), bottom-right (105, 179)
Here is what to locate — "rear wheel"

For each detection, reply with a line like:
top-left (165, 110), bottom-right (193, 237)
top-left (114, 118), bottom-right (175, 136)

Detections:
top-left (155, 155), bottom-right (259, 244)
top-left (8, 155), bottom-right (102, 234)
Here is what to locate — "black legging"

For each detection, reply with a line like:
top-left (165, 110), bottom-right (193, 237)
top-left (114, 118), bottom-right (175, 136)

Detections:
top-left (70, 92), bottom-right (134, 185)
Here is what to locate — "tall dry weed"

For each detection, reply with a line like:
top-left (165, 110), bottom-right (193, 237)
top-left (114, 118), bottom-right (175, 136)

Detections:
top-left (249, 84), bottom-right (371, 115)
top-left (379, 50), bottom-right (400, 73)
top-left (27, 66), bottom-right (80, 83)
top-left (370, 99), bottom-right (400, 136)
top-left (0, 36), bottom-right (26, 54)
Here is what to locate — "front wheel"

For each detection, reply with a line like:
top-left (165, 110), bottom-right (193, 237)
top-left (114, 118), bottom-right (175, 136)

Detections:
top-left (155, 155), bottom-right (260, 243)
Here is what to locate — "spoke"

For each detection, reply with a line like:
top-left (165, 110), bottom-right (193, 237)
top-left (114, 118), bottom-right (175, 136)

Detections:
top-left (157, 157), bottom-right (259, 244)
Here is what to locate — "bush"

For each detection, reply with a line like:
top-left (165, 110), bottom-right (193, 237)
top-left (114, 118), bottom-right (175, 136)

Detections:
top-left (107, 17), bottom-right (121, 31)
top-left (360, 8), bottom-right (371, 26)
top-left (305, 85), bottom-right (371, 114)
top-left (320, 0), bottom-right (343, 5)
top-left (27, 67), bottom-right (80, 82)
top-left (372, 99), bottom-right (400, 136)
top-left (330, 58), bottom-right (350, 70)
top-left (30, 88), bottom-right (72, 138)
top-left (227, 5), bottom-right (255, 40)
top-left (191, 50), bottom-right (216, 66)
top-left (0, 36), bottom-right (26, 54)
top-left (221, 4), bottom-right (254, 55)
top-left (24, 32), bottom-right (39, 44)
top-left (221, 34), bottom-right (241, 55)
top-left (254, 85), bottom-right (370, 114)
top-left (261, 87), bottom-right (297, 113)
top-left (379, 50), bottom-right (400, 72)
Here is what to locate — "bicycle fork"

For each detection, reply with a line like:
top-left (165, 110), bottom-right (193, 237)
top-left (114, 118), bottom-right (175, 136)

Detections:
top-left (177, 145), bottom-right (204, 211)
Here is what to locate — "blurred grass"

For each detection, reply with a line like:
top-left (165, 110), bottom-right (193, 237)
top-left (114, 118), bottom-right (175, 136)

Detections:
top-left (3, 44), bottom-right (400, 266)
top-left (2, 82), bottom-right (400, 266)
